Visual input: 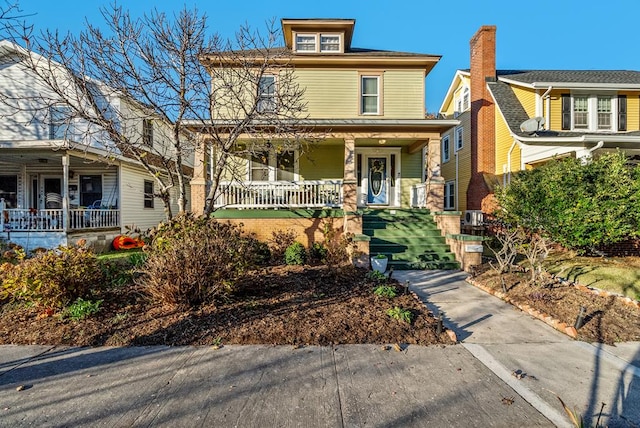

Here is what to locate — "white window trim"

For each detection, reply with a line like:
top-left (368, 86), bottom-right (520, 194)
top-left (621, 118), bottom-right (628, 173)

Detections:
top-left (257, 75), bottom-right (277, 114)
top-left (294, 33), bottom-right (317, 52)
top-left (247, 148), bottom-right (299, 182)
top-left (571, 92), bottom-right (618, 132)
top-left (319, 33), bottom-right (342, 53)
top-left (360, 75), bottom-right (381, 115)
top-left (444, 180), bottom-right (455, 210)
top-left (455, 126), bottom-right (463, 151)
top-left (442, 135), bottom-right (450, 163)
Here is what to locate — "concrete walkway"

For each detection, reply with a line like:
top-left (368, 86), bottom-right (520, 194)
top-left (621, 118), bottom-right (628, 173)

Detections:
top-left (395, 270), bottom-right (640, 428)
top-left (0, 270), bottom-right (637, 427)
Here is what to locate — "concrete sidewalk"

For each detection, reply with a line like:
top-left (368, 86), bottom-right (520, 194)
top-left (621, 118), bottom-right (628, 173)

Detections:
top-left (395, 270), bottom-right (640, 428)
top-left (0, 344), bottom-right (552, 427)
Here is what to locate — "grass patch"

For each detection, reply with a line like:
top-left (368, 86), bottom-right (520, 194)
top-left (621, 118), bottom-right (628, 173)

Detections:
top-left (97, 248), bottom-right (144, 263)
top-left (542, 250), bottom-right (640, 300)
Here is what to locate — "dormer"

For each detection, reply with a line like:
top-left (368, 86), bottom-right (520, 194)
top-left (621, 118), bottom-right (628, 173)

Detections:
top-left (281, 19), bottom-right (355, 54)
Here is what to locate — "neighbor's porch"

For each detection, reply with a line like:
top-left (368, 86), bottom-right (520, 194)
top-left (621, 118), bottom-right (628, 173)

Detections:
top-left (1, 149), bottom-right (121, 248)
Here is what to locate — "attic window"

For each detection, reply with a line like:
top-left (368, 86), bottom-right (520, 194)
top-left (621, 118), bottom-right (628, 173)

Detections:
top-left (294, 33), bottom-right (342, 53)
top-left (295, 34), bottom-right (316, 52)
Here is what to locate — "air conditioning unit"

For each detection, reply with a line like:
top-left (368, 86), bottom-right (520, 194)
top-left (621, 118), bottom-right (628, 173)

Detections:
top-left (464, 210), bottom-right (484, 226)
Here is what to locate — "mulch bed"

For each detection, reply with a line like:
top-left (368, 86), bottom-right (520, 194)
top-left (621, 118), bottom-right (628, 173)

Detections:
top-left (470, 265), bottom-right (640, 344)
top-left (0, 265), bottom-right (453, 347)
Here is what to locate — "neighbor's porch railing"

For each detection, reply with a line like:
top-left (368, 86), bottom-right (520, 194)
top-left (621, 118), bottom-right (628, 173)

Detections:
top-left (214, 180), bottom-right (343, 208)
top-left (1, 200), bottom-right (120, 232)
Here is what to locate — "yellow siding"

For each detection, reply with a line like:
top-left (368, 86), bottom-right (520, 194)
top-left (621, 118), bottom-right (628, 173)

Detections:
top-left (400, 151), bottom-right (422, 207)
top-left (299, 146), bottom-right (344, 180)
top-left (548, 90), bottom-right (564, 131)
top-left (441, 74), bottom-right (470, 117)
top-left (621, 91), bottom-right (640, 131)
top-left (512, 86), bottom-right (536, 118)
top-left (383, 70), bottom-right (424, 118)
top-left (439, 111), bottom-right (470, 211)
top-left (295, 69), bottom-right (357, 118)
top-left (494, 107), bottom-right (520, 176)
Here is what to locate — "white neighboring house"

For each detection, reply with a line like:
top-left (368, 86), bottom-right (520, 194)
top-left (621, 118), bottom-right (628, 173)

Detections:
top-left (0, 40), bottom-right (190, 252)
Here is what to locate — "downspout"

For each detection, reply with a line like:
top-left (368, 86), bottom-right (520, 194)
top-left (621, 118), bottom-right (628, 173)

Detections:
top-left (455, 148), bottom-right (459, 209)
top-left (506, 139), bottom-right (518, 184)
top-left (541, 86), bottom-right (552, 130)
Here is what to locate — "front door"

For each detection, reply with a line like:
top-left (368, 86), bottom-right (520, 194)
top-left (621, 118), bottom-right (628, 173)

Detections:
top-left (367, 157), bottom-right (388, 205)
top-left (42, 177), bottom-right (62, 209)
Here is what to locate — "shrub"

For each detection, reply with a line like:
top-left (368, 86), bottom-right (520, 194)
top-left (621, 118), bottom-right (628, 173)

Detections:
top-left (386, 306), bottom-right (413, 324)
top-left (0, 245), bottom-right (103, 309)
top-left (269, 229), bottom-right (297, 264)
top-left (373, 285), bottom-right (397, 298)
top-left (139, 214), bottom-right (265, 307)
top-left (321, 221), bottom-right (357, 272)
top-left (64, 297), bottom-right (102, 320)
top-left (366, 270), bottom-right (387, 282)
top-left (496, 152), bottom-right (640, 253)
top-left (284, 242), bottom-right (307, 265)
top-left (308, 242), bottom-right (328, 264)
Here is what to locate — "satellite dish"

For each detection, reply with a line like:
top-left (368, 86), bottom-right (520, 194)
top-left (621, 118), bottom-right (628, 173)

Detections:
top-left (520, 117), bottom-right (546, 133)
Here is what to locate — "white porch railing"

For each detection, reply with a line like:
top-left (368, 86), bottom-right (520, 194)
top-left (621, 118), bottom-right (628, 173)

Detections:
top-left (411, 183), bottom-right (427, 208)
top-left (1, 200), bottom-right (120, 232)
top-left (214, 180), bottom-right (343, 209)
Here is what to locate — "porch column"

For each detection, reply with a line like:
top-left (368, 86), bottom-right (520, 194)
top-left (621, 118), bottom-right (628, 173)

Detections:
top-left (342, 138), bottom-right (357, 213)
top-left (62, 154), bottom-right (69, 232)
top-left (425, 137), bottom-right (445, 212)
top-left (190, 134), bottom-right (208, 215)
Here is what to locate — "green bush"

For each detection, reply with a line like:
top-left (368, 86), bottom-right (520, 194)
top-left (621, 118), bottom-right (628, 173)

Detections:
top-left (0, 245), bottom-right (103, 309)
top-left (308, 242), bottom-right (328, 264)
top-left (373, 285), bottom-right (397, 298)
top-left (496, 152), bottom-right (640, 252)
top-left (269, 229), bottom-right (297, 264)
top-left (284, 242), bottom-right (307, 265)
top-left (139, 214), bottom-right (266, 307)
top-left (386, 306), bottom-right (413, 323)
top-left (64, 297), bottom-right (102, 320)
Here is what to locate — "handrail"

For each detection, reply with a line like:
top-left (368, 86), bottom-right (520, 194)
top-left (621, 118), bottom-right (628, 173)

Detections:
top-left (214, 180), bottom-right (344, 209)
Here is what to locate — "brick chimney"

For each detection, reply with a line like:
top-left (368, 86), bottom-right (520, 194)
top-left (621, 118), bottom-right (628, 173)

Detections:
top-left (467, 25), bottom-right (496, 211)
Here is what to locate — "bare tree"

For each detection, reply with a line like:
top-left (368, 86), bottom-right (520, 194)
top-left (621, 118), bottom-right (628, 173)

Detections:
top-left (191, 20), bottom-right (315, 215)
top-left (3, 5), bottom-right (314, 217)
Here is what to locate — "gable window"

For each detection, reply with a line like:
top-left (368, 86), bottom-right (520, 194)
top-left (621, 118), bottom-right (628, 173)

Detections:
top-left (444, 181), bottom-right (455, 210)
top-left (295, 34), bottom-right (316, 52)
top-left (462, 87), bottom-right (470, 111)
top-left (143, 180), bottom-right (154, 208)
top-left (455, 126), bottom-right (463, 151)
top-left (50, 105), bottom-right (72, 140)
top-left (320, 35), bottom-right (340, 52)
top-left (361, 75), bottom-right (381, 115)
top-left (143, 119), bottom-right (153, 146)
top-left (442, 135), bottom-right (450, 163)
top-left (257, 75), bottom-right (277, 113)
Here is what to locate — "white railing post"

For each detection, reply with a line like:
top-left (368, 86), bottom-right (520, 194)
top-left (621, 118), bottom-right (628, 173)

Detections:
top-left (0, 198), bottom-right (5, 231)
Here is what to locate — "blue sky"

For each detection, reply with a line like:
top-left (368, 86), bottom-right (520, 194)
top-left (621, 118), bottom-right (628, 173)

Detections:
top-left (17, 0), bottom-right (640, 112)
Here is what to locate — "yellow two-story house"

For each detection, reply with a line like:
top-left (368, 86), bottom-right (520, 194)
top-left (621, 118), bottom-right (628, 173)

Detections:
top-left (189, 18), bottom-right (462, 268)
top-left (440, 26), bottom-right (640, 224)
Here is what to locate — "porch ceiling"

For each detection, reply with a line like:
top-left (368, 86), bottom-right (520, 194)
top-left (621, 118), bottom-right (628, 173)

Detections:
top-left (0, 150), bottom-right (113, 168)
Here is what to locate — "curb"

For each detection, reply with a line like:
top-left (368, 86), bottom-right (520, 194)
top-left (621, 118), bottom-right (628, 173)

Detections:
top-left (466, 277), bottom-right (579, 339)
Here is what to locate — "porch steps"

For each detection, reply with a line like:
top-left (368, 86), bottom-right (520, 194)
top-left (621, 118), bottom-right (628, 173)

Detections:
top-left (363, 208), bottom-right (460, 270)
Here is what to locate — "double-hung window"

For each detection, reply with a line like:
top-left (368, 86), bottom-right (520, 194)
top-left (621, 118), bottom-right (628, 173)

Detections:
top-left (143, 180), bottom-right (154, 208)
top-left (142, 119), bottom-right (153, 146)
top-left (597, 96), bottom-right (612, 130)
top-left (455, 127), bottom-right (463, 151)
top-left (250, 152), bottom-right (270, 181)
top-left (361, 75), bottom-right (380, 115)
top-left (444, 181), bottom-right (455, 210)
top-left (257, 76), bottom-right (277, 113)
top-left (573, 96), bottom-right (589, 129)
top-left (442, 135), bottom-right (450, 163)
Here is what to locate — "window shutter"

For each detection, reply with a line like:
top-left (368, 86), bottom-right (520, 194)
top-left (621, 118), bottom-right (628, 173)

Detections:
top-left (561, 94), bottom-right (571, 130)
top-left (618, 95), bottom-right (627, 131)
